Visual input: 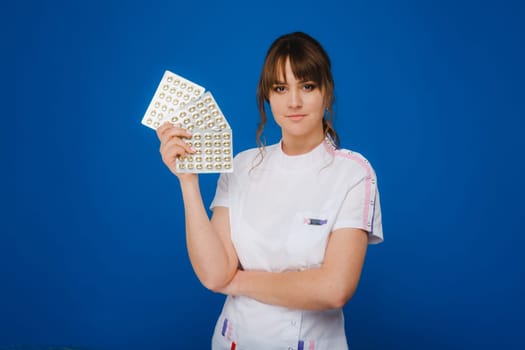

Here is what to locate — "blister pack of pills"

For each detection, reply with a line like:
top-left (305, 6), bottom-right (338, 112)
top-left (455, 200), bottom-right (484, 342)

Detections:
top-left (141, 70), bottom-right (233, 173)
top-left (141, 71), bottom-right (205, 129)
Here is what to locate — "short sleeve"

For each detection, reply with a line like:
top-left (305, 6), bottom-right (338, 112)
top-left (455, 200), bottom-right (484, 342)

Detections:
top-left (210, 171), bottom-right (231, 209)
top-left (332, 172), bottom-right (384, 244)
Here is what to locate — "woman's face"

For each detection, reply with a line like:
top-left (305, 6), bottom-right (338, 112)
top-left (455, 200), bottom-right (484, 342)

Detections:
top-left (268, 58), bottom-right (325, 143)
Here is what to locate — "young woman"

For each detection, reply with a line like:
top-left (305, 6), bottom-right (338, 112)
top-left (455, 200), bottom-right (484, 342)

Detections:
top-left (156, 31), bottom-right (383, 350)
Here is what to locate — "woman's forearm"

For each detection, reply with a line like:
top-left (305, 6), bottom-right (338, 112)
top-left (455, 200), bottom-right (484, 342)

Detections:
top-left (180, 177), bottom-right (236, 291)
top-left (223, 228), bottom-right (369, 310)
top-left (231, 268), bottom-right (354, 310)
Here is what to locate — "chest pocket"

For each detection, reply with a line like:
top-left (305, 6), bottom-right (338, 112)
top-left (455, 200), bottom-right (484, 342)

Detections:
top-left (284, 209), bottom-right (335, 270)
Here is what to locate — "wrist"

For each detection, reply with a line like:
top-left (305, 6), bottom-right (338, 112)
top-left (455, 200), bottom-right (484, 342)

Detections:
top-left (224, 270), bottom-right (244, 297)
top-left (234, 270), bottom-right (248, 296)
top-left (178, 173), bottom-right (199, 187)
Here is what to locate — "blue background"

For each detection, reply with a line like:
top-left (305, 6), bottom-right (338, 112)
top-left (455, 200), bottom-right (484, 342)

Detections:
top-left (6, 0), bottom-right (524, 349)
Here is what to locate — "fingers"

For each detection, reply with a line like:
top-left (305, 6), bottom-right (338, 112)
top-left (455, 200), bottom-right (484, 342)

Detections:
top-left (160, 133), bottom-right (195, 156)
top-left (156, 122), bottom-right (195, 173)
top-left (160, 142), bottom-right (187, 171)
top-left (157, 122), bottom-right (194, 152)
top-left (156, 122), bottom-right (192, 143)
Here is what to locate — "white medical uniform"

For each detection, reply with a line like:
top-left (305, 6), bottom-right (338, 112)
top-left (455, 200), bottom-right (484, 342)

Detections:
top-left (210, 137), bottom-right (383, 350)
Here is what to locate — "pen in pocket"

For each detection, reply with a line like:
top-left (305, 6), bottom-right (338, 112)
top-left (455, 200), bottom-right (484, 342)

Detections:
top-left (304, 218), bottom-right (328, 225)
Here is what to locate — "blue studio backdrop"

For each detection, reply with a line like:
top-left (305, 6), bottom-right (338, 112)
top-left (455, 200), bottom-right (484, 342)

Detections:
top-left (6, 0), bottom-right (524, 349)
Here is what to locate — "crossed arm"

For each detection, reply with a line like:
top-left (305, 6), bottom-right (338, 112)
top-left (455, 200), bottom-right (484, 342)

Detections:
top-left (181, 175), bottom-right (368, 311)
top-left (217, 224), bottom-right (368, 310)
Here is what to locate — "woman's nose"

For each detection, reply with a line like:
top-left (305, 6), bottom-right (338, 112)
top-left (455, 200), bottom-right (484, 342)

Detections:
top-left (288, 89), bottom-right (303, 108)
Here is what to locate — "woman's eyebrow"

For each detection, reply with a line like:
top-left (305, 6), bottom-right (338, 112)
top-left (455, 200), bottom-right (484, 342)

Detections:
top-left (273, 78), bottom-right (315, 84)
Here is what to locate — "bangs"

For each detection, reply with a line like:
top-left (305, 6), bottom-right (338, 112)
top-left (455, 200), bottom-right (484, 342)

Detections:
top-left (272, 49), bottom-right (323, 85)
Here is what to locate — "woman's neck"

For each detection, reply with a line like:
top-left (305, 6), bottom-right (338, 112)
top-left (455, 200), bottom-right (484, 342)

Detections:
top-left (281, 131), bottom-right (325, 156)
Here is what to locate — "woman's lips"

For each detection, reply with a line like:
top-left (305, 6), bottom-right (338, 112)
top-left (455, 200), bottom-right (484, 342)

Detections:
top-left (286, 114), bottom-right (306, 121)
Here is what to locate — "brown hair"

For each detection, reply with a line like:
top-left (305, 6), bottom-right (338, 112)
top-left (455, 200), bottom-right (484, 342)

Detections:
top-left (255, 31), bottom-right (340, 150)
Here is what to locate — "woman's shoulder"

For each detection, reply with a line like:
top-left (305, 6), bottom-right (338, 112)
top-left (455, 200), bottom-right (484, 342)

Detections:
top-left (232, 146), bottom-right (259, 165)
top-left (234, 146), bottom-right (259, 159)
top-left (329, 145), bottom-right (378, 179)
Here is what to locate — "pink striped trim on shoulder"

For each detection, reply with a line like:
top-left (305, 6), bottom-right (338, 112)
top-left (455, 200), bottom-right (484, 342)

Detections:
top-left (323, 137), bottom-right (375, 230)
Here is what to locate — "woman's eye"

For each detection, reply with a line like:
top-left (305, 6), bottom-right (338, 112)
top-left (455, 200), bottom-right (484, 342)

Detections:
top-left (273, 85), bottom-right (286, 92)
top-left (303, 83), bottom-right (317, 91)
